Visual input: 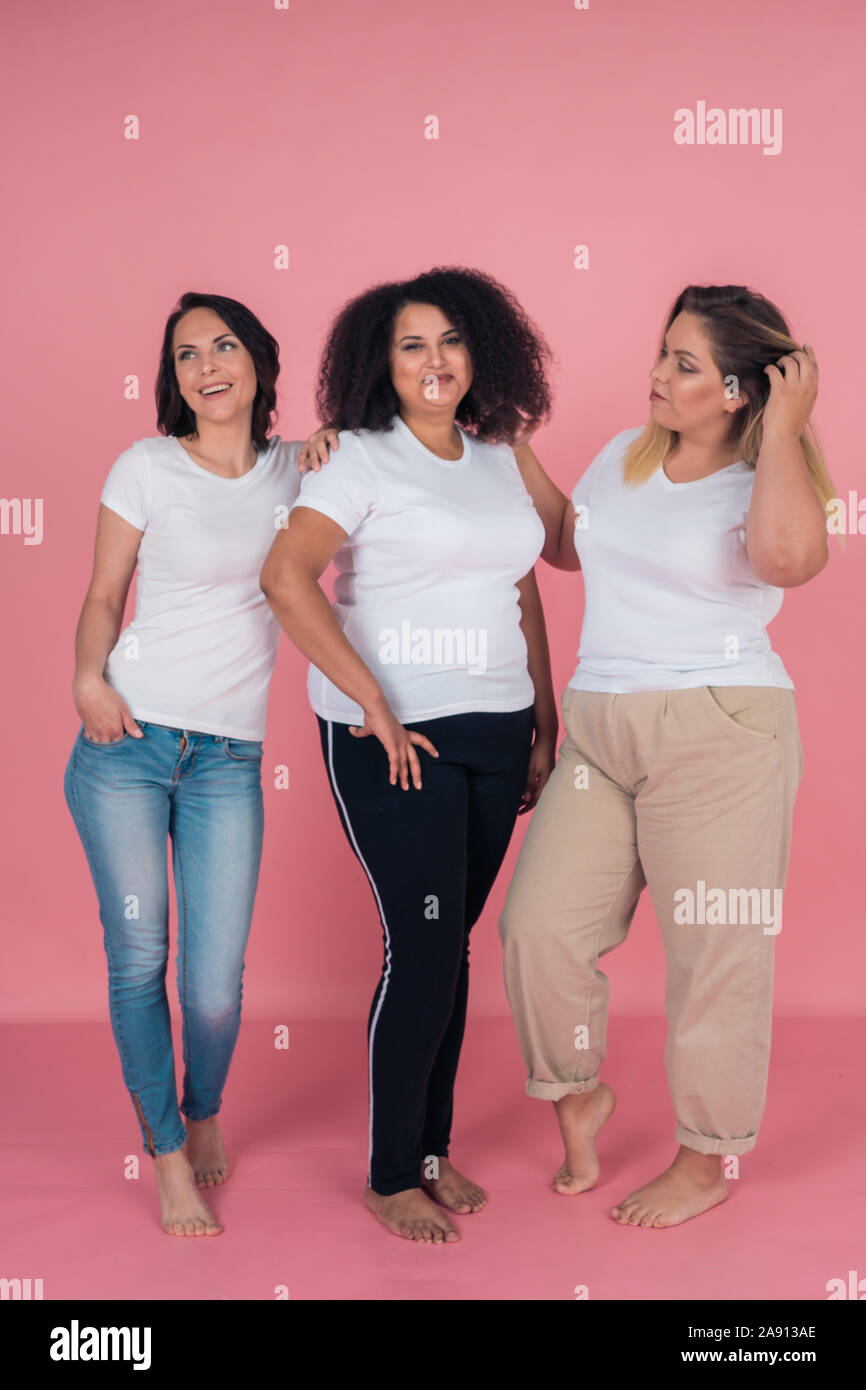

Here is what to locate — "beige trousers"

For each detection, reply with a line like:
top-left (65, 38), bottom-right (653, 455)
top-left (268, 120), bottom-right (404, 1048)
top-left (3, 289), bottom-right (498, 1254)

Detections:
top-left (499, 684), bottom-right (803, 1155)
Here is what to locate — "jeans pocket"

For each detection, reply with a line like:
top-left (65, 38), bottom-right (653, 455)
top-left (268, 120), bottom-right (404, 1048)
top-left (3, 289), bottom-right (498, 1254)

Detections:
top-left (79, 727), bottom-right (131, 747)
top-left (222, 737), bottom-right (264, 762)
top-left (700, 686), bottom-right (777, 741)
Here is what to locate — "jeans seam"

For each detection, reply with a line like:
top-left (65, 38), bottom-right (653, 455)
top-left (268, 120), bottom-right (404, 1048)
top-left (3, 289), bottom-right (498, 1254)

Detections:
top-left (173, 825), bottom-right (192, 1115)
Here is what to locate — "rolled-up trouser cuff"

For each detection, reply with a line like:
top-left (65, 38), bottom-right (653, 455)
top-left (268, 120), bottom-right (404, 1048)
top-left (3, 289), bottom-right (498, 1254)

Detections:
top-left (525, 1072), bottom-right (600, 1101)
top-left (675, 1124), bottom-right (757, 1156)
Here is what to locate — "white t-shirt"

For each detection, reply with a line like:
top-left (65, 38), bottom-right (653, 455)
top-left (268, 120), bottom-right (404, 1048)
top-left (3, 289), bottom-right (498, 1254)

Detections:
top-left (291, 413), bottom-right (545, 724)
top-left (568, 427), bottom-right (794, 692)
top-left (99, 434), bottom-right (302, 739)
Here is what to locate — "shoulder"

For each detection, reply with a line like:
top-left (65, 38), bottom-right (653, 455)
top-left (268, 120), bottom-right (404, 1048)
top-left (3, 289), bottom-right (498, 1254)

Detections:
top-left (263, 434), bottom-right (301, 474)
top-left (600, 427), bottom-right (644, 461)
top-left (101, 436), bottom-right (159, 482)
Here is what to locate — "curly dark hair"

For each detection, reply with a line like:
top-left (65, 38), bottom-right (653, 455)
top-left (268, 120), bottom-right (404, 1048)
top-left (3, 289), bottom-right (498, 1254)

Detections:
top-left (315, 266), bottom-right (554, 440)
top-left (155, 291), bottom-right (280, 452)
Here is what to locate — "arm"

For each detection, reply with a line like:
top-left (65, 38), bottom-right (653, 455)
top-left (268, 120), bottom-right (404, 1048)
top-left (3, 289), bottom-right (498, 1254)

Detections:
top-left (512, 443), bottom-right (582, 572)
top-left (746, 345), bottom-right (829, 587)
top-left (259, 508), bottom-right (438, 788)
top-left (72, 506), bottom-right (146, 741)
top-left (516, 568), bottom-right (558, 813)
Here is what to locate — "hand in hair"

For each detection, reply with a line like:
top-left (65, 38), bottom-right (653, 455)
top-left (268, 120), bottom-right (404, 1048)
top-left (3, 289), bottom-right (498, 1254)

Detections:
top-left (763, 343), bottom-right (818, 439)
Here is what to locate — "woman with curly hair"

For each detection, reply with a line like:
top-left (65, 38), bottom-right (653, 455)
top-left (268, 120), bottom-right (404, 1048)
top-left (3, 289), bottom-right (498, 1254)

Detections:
top-left (261, 266), bottom-right (555, 1244)
top-left (498, 284), bottom-right (836, 1229)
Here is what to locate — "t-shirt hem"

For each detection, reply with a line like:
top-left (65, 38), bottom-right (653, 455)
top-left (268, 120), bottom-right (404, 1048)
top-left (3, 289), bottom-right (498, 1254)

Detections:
top-left (311, 695), bottom-right (536, 724)
top-left (124, 708), bottom-right (265, 740)
top-left (100, 494), bottom-right (146, 531)
top-left (568, 666), bottom-right (794, 693)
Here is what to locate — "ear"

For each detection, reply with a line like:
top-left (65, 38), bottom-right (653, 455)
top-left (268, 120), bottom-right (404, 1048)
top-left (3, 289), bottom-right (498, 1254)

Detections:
top-left (722, 378), bottom-right (750, 414)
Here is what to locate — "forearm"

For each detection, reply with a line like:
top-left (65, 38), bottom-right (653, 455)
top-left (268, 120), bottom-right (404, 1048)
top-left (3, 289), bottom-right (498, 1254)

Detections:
top-left (518, 571), bottom-right (558, 740)
top-left (746, 428), bottom-right (829, 586)
top-left (262, 569), bottom-right (387, 714)
top-left (73, 596), bottom-right (124, 691)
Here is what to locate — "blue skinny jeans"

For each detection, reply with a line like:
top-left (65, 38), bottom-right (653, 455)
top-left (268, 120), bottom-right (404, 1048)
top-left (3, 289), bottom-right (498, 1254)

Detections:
top-left (63, 721), bottom-right (264, 1156)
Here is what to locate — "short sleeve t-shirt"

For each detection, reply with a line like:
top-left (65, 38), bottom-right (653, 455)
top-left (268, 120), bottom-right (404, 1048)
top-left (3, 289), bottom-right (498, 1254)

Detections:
top-left (290, 413), bottom-right (546, 724)
top-left (567, 427), bottom-right (794, 692)
top-left (100, 433), bottom-right (302, 739)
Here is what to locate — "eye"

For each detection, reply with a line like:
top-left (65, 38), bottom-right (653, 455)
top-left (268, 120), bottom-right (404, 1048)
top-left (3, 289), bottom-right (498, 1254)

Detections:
top-left (678, 362), bottom-right (695, 373)
top-left (443, 335), bottom-right (461, 345)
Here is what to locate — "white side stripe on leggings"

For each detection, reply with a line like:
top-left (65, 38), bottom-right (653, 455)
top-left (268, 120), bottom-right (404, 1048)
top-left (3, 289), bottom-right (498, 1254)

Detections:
top-left (325, 720), bottom-right (392, 1187)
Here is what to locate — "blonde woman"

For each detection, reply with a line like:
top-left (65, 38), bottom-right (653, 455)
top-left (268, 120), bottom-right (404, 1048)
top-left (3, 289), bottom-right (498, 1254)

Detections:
top-left (499, 284), bottom-right (836, 1228)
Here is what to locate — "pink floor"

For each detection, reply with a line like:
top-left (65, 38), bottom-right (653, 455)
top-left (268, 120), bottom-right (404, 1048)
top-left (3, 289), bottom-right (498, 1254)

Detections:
top-left (1, 1018), bottom-right (862, 1301)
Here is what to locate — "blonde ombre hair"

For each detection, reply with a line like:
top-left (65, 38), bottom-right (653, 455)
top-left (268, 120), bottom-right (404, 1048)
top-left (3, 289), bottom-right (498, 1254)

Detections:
top-left (623, 285), bottom-right (837, 516)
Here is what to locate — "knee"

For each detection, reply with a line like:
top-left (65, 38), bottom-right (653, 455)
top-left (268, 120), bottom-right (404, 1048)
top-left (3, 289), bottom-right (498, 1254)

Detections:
top-left (499, 887), bottom-right (540, 952)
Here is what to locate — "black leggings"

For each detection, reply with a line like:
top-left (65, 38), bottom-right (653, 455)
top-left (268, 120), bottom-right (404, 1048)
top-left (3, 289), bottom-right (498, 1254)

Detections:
top-left (317, 705), bottom-right (535, 1195)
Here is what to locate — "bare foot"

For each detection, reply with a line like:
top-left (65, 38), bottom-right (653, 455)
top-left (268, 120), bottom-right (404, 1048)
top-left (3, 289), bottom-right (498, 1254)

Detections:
top-left (184, 1116), bottom-right (228, 1188)
top-left (422, 1156), bottom-right (487, 1214)
top-left (552, 1082), bottom-right (616, 1194)
top-left (364, 1185), bottom-right (461, 1243)
top-left (611, 1147), bottom-right (728, 1228)
top-left (154, 1148), bottom-right (223, 1236)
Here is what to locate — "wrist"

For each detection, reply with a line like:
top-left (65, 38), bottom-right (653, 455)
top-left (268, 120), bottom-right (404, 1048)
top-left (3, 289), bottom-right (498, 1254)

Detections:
top-left (760, 421), bottom-right (801, 446)
top-left (533, 721), bottom-right (558, 744)
top-left (362, 687), bottom-right (389, 718)
top-left (73, 671), bottom-right (105, 694)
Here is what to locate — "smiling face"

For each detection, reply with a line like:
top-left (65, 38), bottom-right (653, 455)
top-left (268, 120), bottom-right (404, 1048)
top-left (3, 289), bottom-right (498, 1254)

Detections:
top-left (649, 310), bottom-right (744, 438)
top-left (388, 301), bottom-right (473, 415)
top-left (172, 306), bottom-right (259, 426)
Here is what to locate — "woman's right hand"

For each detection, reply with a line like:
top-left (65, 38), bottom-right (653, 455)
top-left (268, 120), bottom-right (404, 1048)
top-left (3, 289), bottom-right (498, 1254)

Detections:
top-left (349, 700), bottom-right (439, 789)
top-left (298, 426), bottom-right (340, 474)
top-left (73, 676), bottom-right (143, 743)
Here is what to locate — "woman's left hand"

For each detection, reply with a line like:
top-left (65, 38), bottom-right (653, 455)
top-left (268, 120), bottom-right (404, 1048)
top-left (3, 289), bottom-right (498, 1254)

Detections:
top-left (518, 734), bottom-right (555, 814)
top-left (298, 427), bottom-right (339, 474)
top-left (762, 343), bottom-right (818, 440)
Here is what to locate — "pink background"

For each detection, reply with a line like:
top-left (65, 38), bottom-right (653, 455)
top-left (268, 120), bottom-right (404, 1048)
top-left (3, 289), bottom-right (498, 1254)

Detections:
top-left (2, 0), bottom-right (862, 1026)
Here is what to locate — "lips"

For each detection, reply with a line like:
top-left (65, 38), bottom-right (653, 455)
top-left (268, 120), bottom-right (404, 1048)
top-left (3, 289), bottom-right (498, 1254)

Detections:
top-left (200, 382), bottom-right (232, 396)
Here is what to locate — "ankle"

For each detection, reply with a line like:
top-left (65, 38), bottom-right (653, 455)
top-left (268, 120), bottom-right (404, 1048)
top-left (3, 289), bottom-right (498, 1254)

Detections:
top-left (674, 1146), bottom-right (724, 1177)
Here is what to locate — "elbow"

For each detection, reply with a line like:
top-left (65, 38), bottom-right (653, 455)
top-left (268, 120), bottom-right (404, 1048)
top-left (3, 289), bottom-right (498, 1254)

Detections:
top-left (259, 562), bottom-right (284, 601)
top-left (751, 543), bottom-right (829, 588)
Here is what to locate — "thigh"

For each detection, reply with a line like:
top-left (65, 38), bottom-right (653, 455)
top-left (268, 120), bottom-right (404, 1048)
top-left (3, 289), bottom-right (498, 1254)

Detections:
top-left (502, 692), bottom-right (643, 937)
top-left (463, 708), bottom-right (534, 927)
top-left (637, 686), bottom-right (801, 916)
top-left (169, 739), bottom-right (264, 969)
top-left (64, 727), bottom-right (171, 945)
top-left (319, 717), bottom-right (470, 979)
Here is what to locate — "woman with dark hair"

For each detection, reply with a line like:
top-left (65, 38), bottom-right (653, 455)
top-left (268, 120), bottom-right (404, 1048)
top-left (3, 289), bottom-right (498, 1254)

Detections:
top-left (261, 266), bottom-right (556, 1244)
top-left (498, 284), bottom-right (836, 1229)
top-left (64, 292), bottom-right (309, 1237)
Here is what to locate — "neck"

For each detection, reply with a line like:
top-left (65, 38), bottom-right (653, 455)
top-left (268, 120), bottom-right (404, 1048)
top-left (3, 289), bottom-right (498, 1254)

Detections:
top-left (184, 413), bottom-right (257, 475)
top-left (398, 407), bottom-right (462, 458)
top-left (671, 426), bottom-right (741, 471)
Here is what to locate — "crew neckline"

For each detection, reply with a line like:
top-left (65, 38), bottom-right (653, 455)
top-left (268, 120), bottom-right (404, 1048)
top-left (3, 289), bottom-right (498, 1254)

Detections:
top-left (392, 412), bottom-right (471, 468)
top-left (660, 456), bottom-right (749, 489)
top-left (170, 434), bottom-right (272, 483)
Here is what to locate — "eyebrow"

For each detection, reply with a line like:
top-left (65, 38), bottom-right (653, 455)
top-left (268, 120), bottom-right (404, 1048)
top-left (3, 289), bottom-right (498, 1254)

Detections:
top-left (174, 332), bottom-right (235, 352)
top-left (396, 329), bottom-right (459, 343)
